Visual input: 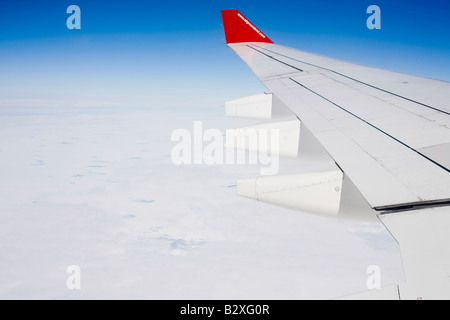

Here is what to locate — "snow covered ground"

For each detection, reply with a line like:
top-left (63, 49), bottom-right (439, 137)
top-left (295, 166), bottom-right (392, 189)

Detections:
top-left (0, 106), bottom-right (403, 299)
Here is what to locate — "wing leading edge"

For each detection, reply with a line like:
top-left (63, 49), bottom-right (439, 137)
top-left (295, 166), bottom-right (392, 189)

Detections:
top-left (221, 9), bottom-right (450, 299)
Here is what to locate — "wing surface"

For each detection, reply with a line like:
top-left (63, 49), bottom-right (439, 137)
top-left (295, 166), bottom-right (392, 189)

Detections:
top-left (222, 10), bottom-right (450, 210)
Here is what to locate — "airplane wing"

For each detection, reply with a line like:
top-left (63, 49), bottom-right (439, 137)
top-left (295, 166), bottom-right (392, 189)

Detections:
top-left (221, 10), bottom-right (450, 300)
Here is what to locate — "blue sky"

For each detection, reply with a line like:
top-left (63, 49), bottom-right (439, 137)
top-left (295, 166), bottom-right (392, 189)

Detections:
top-left (0, 0), bottom-right (449, 108)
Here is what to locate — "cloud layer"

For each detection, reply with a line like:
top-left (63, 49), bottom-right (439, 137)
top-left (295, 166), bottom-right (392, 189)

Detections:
top-left (0, 106), bottom-right (403, 299)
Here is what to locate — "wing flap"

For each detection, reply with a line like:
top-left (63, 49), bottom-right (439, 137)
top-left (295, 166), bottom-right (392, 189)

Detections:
top-left (380, 207), bottom-right (450, 299)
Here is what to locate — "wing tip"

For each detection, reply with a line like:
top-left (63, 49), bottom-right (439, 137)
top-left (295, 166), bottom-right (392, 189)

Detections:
top-left (221, 10), bottom-right (274, 44)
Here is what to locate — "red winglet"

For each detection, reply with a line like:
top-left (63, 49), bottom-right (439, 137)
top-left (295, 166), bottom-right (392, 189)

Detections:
top-left (221, 10), bottom-right (273, 44)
